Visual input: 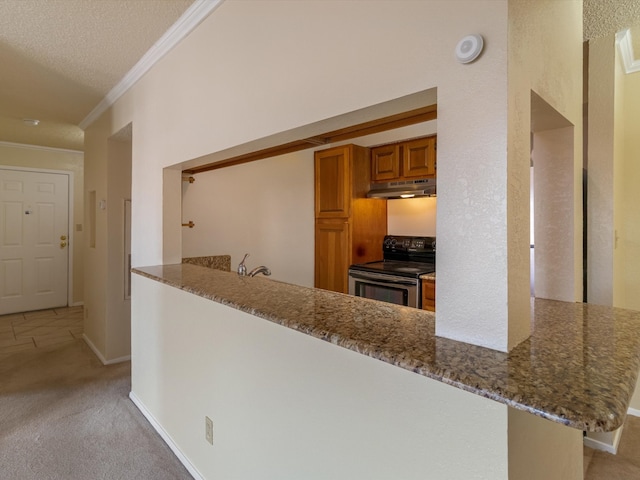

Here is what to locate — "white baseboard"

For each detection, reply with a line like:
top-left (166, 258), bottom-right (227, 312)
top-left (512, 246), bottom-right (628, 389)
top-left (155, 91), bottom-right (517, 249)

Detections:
top-left (70, 301), bottom-right (84, 307)
top-left (129, 392), bottom-right (203, 480)
top-left (583, 427), bottom-right (623, 455)
top-left (82, 334), bottom-right (131, 365)
top-left (628, 407), bottom-right (640, 417)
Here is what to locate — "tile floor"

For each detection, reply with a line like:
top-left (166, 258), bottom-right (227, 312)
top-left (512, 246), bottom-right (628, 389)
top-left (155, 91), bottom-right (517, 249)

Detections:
top-left (0, 306), bottom-right (83, 358)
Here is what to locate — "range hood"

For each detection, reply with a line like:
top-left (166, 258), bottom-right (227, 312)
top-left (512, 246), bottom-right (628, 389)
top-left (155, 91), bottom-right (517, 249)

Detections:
top-left (367, 178), bottom-right (436, 199)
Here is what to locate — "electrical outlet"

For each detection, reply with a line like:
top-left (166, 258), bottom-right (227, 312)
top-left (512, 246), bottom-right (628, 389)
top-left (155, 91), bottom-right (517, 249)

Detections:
top-left (205, 416), bottom-right (213, 444)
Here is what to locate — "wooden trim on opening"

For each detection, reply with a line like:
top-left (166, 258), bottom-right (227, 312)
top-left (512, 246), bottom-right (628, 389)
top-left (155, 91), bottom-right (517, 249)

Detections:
top-left (183, 104), bottom-right (437, 175)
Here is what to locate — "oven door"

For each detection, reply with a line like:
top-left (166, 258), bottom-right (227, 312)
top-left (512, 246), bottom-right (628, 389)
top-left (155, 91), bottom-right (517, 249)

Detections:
top-left (348, 270), bottom-right (420, 308)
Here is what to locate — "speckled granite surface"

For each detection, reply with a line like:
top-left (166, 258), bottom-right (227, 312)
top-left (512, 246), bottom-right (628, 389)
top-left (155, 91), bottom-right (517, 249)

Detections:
top-left (182, 255), bottom-right (230, 271)
top-left (133, 263), bottom-right (640, 432)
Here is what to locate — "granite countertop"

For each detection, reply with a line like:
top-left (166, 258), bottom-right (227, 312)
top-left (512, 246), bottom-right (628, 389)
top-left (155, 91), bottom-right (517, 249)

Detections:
top-left (133, 263), bottom-right (640, 432)
top-left (182, 254), bottom-right (231, 271)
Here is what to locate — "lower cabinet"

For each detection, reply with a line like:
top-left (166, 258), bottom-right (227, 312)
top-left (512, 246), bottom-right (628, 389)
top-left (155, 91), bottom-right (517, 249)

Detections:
top-left (315, 220), bottom-right (351, 294)
top-left (422, 278), bottom-right (436, 312)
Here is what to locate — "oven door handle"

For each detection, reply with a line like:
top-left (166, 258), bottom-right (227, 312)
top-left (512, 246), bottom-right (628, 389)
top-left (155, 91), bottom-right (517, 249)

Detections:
top-left (348, 271), bottom-right (418, 286)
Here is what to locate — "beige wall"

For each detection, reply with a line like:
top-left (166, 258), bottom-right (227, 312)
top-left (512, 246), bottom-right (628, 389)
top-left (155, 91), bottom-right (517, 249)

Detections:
top-left (508, 407), bottom-right (583, 479)
top-left (106, 134), bottom-right (132, 360)
top-left (84, 114), bottom-right (110, 357)
top-left (533, 126), bottom-right (577, 302)
top-left (588, 36), bottom-right (616, 306)
top-left (0, 142), bottom-right (84, 305)
top-left (83, 114), bottom-right (132, 363)
top-left (613, 37), bottom-right (627, 309)
top-left (619, 65), bottom-right (640, 414)
top-left (618, 70), bottom-right (640, 310)
top-left (631, 373), bottom-right (640, 412)
top-left (502, 0), bottom-right (583, 348)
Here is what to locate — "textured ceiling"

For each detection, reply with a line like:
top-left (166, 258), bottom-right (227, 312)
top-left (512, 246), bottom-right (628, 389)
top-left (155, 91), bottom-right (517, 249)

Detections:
top-left (1, 1), bottom-right (639, 152)
top-left (0, 0), bottom-right (194, 151)
top-left (583, 0), bottom-right (640, 40)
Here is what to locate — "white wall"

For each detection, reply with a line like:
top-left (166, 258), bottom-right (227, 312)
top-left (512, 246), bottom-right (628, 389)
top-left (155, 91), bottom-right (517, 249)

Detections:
top-left (0, 142), bottom-right (84, 305)
top-left (181, 150), bottom-right (315, 287)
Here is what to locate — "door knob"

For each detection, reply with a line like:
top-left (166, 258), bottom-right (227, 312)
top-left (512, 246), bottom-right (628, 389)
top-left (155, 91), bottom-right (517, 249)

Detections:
top-left (60, 235), bottom-right (67, 240)
top-left (60, 242), bottom-right (67, 249)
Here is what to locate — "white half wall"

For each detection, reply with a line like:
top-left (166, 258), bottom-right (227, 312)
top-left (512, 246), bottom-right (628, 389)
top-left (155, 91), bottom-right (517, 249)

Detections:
top-left (131, 273), bottom-right (510, 479)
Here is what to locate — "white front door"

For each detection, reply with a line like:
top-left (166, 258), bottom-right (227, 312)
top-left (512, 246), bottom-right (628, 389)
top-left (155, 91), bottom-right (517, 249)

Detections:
top-left (0, 169), bottom-right (69, 315)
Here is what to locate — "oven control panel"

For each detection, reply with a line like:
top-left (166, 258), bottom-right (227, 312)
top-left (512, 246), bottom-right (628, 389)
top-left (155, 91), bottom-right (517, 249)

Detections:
top-left (383, 235), bottom-right (436, 253)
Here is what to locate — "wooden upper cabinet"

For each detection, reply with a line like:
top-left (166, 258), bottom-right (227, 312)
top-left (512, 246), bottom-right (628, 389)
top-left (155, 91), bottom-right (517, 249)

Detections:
top-left (371, 144), bottom-right (400, 182)
top-left (370, 135), bottom-right (437, 183)
top-left (403, 137), bottom-right (436, 179)
top-left (315, 146), bottom-right (351, 218)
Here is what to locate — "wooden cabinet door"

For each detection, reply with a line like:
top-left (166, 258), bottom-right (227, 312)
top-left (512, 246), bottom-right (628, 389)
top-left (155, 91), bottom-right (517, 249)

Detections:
top-left (402, 137), bottom-right (436, 178)
top-left (315, 220), bottom-right (351, 293)
top-left (315, 147), bottom-right (351, 218)
top-left (371, 144), bottom-right (400, 182)
top-left (422, 278), bottom-right (436, 312)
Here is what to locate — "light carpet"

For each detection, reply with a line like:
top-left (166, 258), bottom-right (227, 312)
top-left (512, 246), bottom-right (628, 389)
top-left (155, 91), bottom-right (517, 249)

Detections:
top-left (0, 339), bottom-right (192, 480)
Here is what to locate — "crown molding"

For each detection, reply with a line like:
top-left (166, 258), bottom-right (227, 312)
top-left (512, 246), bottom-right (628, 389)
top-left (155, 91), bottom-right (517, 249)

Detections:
top-left (0, 140), bottom-right (83, 155)
top-left (617, 29), bottom-right (640, 75)
top-left (79, 0), bottom-right (225, 130)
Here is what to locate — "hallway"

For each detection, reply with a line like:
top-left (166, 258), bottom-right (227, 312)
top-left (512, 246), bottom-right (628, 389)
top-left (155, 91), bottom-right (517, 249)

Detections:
top-left (0, 307), bottom-right (192, 479)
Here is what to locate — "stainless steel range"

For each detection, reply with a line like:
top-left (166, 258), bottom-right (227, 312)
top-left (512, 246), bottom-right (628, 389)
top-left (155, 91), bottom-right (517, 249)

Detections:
top-left (348, 235), bottom-right (435, 309)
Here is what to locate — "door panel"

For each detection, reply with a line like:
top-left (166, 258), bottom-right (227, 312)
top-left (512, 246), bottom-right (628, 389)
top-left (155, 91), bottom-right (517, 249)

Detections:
top-left (36, 202), bottom-right (56, 244)
top-left (35, 257), bottom-right (54, 294)
top-left (2, 259), bottom-right (23, 297)
top-left (3, 202), bottom-right (23, 245)
top-left (0, 169), bottom-right (69, 314)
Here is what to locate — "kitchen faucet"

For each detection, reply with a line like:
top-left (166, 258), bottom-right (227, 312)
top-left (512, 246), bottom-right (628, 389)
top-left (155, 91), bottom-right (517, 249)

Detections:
top-left (237, 253), bottom-right (271, 277)
top-left (248, 265), bottom-right (271, 277)
top-left (237, 253), bottom-right (249, 276)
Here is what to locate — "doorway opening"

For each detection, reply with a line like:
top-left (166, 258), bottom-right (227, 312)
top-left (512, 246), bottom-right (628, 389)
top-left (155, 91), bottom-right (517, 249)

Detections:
top-left (530, 91), bottom-right (579, 302)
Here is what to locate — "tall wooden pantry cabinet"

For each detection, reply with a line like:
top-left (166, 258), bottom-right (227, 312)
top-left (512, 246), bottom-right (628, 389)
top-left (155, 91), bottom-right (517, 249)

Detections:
top-left (314, 144), bottom-right (387, 293)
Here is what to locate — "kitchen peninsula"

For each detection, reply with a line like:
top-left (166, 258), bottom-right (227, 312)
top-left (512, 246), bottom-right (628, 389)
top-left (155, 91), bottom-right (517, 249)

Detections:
top-left (133, 263), bottom-right (640, 434)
